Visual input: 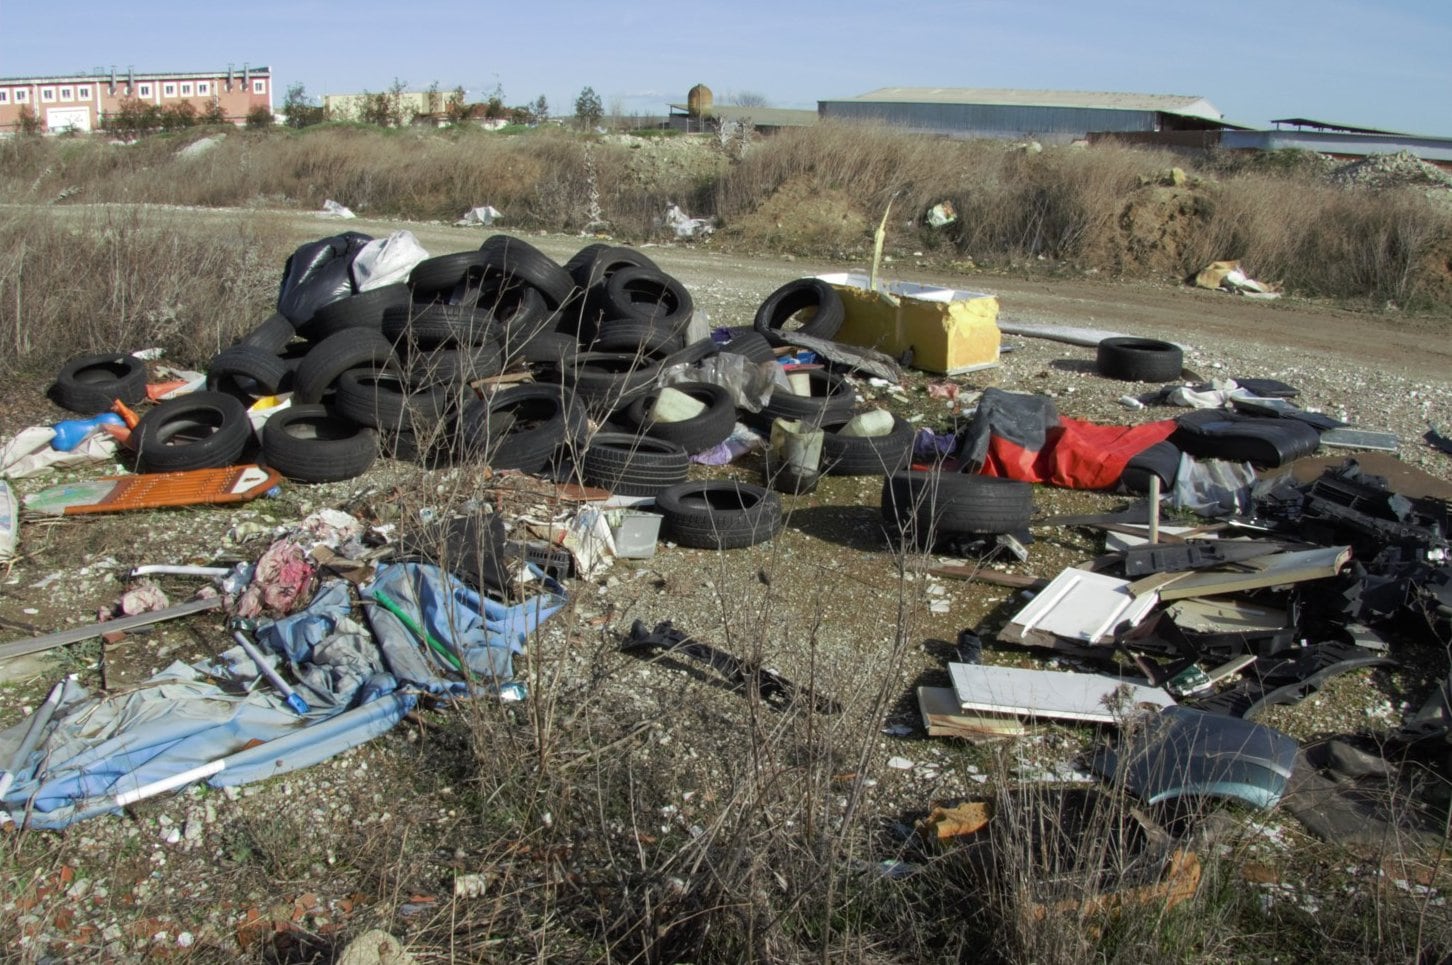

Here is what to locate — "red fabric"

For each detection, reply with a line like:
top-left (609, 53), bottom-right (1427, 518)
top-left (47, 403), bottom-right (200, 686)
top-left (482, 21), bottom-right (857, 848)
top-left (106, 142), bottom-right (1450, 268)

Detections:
top-left (981, 416), bottom-right (1178, 489)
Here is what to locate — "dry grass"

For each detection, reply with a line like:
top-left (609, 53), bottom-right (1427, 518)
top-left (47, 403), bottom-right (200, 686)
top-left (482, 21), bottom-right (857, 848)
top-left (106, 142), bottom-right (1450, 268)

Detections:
top-left (5, 124), bottom-right (1450, 312)
top-left (0, 206), bottom-right (287, 378)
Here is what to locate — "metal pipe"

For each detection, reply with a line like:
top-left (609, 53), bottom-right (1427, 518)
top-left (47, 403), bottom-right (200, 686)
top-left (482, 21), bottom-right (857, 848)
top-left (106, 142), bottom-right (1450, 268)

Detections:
top-left (0, 678), bottom-right (67, 802)
top-left (229, 621), bottom-right (309, 716)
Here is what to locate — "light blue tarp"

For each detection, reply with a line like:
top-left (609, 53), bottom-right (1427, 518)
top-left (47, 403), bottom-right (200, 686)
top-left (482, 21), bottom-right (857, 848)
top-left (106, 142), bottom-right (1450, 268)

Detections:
top-left (0, 667), bottom-right (414, 829)
top-left (0, 562), bottom-right (566, 829)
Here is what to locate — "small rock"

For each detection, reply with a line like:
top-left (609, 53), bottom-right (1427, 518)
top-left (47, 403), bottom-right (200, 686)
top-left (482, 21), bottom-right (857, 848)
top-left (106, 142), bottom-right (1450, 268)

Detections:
top-left (336, 929), bottom-right (417, 965)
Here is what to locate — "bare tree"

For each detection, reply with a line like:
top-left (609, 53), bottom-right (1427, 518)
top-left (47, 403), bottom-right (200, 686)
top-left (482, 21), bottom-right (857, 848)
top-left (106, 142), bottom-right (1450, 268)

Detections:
top-left (728, 90), bottom-right (769, 108)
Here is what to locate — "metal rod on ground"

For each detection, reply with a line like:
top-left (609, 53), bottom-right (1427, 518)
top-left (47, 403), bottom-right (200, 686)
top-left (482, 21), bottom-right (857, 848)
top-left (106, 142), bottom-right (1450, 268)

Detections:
top-left (229, 620), bottom-right (309, 716)
top-left (1148, 476), bottom-right (1161, 544)
top-left (0, 596), bottom-right (223, 662)
top-left (0, 677), bottom-right (67, 801)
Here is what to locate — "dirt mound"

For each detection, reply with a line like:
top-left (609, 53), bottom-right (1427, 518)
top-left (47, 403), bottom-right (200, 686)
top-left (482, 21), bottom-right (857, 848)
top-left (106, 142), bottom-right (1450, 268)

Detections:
top-left (1330, 150), bottom-right (1452, 191)
top-left (721, 176), bottom-right (871, 254)
top-left (1078, 185), bottom-right (1208, 279)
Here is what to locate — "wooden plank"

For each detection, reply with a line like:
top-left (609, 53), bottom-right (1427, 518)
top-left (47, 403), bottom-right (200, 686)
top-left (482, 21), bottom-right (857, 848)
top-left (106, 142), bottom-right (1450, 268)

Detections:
top-left (1155, 546), bottom-right (1352, 602)
top-left (926, 565), bottom-right (1047, 590)
top-left (918, 686), bottom-right (1028, 738)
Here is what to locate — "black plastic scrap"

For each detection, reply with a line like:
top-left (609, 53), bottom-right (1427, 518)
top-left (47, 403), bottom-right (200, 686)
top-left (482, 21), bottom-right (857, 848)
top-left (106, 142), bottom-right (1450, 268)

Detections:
top-left (1255, 460), bottom-right (1449, 628)
top-left (1183, 640), bottom-right (1392, 719)
top-left (621, 619), bottom-right (841, 714)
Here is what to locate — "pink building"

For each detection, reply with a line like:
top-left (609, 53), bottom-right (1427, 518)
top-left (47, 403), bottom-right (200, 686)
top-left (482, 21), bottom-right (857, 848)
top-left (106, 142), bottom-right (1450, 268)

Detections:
top-left (0, 65), bottom-right (272, 134)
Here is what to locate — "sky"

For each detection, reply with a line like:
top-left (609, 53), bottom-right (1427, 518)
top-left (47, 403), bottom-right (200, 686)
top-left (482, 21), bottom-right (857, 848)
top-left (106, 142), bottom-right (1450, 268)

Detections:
top-left (2, 0), bottom-right (1449, 135)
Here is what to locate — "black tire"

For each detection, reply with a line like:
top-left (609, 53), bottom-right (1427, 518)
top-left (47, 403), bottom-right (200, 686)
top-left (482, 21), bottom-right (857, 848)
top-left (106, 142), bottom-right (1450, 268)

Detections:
top-left (718, 328), bottom-right (777, 364)
top-left (333, 368), bottom-right (452, 435)
top-left (301, 283), bottom-right (411, 342)
top-left (660, 336), bottom-right (721, 370)
top-left (880, 470), bottom-right (1034, 547)
top-left (478, 235), bottom-right (573, 307)
top-left (262, 404), bottom-right (378, 483)
top-left (753, 279), bottom-right (844, 344)
top-left (379, 428), bottom-right (422, 462)
top-left (581, 432), bottom-right (690, 496)
top-left (455, 384), bottom-right (573, 472)
top-left (560, 351), bottom-right (667, 414)
top-left (477, 282), bottom-right (553, 357)
top-left (820, 413), bottom-right (916, 476)
top-left (591, 317), bottom-right (685, 356)
top-left (235, 313), bottom-right (296, 354)
top-left (520, 331), bottom-right (580, 368)
top-left (602, 267), bottom-right (693, 332)
top-left (409, 251), bottom-right (485, 298)
top-left (207, 345), bottom-right (290, 400)
top-left (656, 480), bottom-right (783, 550)
top-left (53, 353), bottom-right (148, 414)
top-left (406, 342), bottom-right (505, 388)
top-left (292, 329), bottom-right (398, 404)
top-left (134, 391), bottom-right (251, 472)
top-left (563, 244), bottom-right (660, 290)
top-left (761, 369), bottom-right (857, 425)
top-left (383, 303), bottom-right (494, 349)
top-left (623, 382), bottom-right (736, 454)
top-left (1095, 337), bottom-right (1184, 383)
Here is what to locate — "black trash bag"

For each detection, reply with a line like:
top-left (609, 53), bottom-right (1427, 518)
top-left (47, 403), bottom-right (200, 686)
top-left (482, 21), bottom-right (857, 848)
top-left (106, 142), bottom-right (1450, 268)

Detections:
top-left (276, 232), bottom-right (374, 324)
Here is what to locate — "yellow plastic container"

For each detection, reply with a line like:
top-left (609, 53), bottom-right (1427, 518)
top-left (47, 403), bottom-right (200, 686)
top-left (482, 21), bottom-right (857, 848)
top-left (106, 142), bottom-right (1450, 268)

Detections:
top-left (816, 272), bottom-right (1000, 375)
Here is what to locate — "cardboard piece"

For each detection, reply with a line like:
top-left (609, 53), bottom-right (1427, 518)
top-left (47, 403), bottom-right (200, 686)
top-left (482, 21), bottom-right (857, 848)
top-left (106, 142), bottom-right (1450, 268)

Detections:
top-left (817, 272), bottom-right (1000, 375)
top-left (949, 662), bottom-right (1175, 724)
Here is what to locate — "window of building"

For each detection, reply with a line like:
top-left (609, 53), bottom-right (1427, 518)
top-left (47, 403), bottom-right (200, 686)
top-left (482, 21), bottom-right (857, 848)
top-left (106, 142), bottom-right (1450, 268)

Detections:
top-left (138, 83), bottom-right (151, 97)
top-left (180, 82), bottom-right (192, 96)
top-left (14, 89), bottom-right (27, 102)
top-left (163, 83), bottom-right (176, 97)
top-left (0, 91), bottom-right (8, 104)
top-left (59, 87), bottom-right (73, 100)
top-left (252, 79), bottom-right (266, 95)
top-left (41, 87), bottom-right (55, 102)
top-left (77, 85), bottom-right (91, 99)
top-left (197, 82), bottom-right (209, 95)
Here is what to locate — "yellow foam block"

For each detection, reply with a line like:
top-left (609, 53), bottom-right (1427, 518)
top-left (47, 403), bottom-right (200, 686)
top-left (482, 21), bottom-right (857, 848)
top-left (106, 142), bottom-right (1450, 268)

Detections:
top-left (818, 272), bottom-right (1000, 375)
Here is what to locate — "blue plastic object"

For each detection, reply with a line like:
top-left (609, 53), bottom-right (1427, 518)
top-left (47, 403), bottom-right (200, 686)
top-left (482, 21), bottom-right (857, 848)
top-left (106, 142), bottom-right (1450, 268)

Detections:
top-left (50, 413), bottom-right (125, 452)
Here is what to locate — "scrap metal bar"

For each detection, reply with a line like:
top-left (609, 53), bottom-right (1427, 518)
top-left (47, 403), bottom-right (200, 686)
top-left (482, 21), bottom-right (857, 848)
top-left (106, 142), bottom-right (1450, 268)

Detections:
top-left (0, 596), bottom-right (222, 662)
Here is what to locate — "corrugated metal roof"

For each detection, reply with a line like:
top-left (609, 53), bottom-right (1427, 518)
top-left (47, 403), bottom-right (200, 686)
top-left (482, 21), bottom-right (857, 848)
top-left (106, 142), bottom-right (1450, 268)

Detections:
top-left (0, 66), bottom-right (271, 84)
top-left (1270, 117), bottom-right (1413, 137)
top-left (836, 87), bottom-right (1221, 121)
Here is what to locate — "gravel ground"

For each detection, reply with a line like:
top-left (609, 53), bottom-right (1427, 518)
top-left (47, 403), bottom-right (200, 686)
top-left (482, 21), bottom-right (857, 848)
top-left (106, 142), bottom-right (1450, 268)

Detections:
top-left (2, 215), bottom-right (1450, 960)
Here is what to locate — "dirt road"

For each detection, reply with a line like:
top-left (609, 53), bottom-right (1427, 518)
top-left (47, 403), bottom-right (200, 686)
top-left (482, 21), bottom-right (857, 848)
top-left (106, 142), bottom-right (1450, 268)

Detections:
top-left (279, 210), bottom-right (1452, 379)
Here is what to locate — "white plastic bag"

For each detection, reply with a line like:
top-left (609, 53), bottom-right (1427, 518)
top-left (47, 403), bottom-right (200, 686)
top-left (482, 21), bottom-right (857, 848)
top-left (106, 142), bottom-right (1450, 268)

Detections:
top-left (351, 231), bottom-right (430, 291)
top-left (1171, 454), bottom-right (1256, 517)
